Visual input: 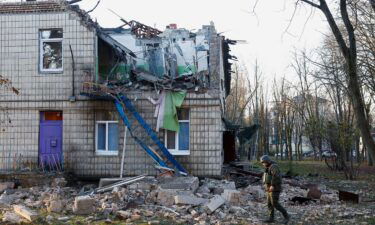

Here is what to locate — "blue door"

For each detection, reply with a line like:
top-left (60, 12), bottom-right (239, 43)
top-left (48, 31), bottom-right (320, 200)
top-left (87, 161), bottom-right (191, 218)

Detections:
top-left (39, 111), bottom-right (63, 170)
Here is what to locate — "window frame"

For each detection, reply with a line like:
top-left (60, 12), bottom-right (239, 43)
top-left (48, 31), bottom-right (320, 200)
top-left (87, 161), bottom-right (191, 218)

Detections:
top-left (39, 29), bottom-right (64, 73)
top-left (95, 121), bottom-right (119, 156)
top-left (165, 109), bottom-right (190, 156)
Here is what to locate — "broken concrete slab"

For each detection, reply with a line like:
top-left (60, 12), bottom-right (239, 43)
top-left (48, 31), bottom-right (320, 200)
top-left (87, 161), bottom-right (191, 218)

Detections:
top-left (221, 189), bottom-right (241, 205)
top-left (244, 185), bottom-right (265, 199)
top-left (0, 182), bottom-right (15, 193)
top-left (2, 211), bottom-right (23, 224)
top-left (73, 196), bottom-right (95, 215)
top-left (47, 199), bottom-right (63, 213)
top-left (117, 210), bottom-right (132, 219)
top-left (158, 176), bottom-right (199, 192)
top-left (13, 205), bottom-right (39, 222)
top-left (0, 193), bottom-right (16, 207)
top-left (174, 194), bottom-right (208, 206)
top-left (204, 195), bottom-right (225, 214)
top-left (201, 179), bottom-right (236, 194)
top-left (156, 189), bottom-right (182, 206)
top-left (51, 178), bottom-right (67, 187)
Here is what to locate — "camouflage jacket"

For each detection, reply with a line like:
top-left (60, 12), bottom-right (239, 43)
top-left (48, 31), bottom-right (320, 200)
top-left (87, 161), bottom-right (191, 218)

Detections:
top-left (262, 163), bottom-right (282, 192)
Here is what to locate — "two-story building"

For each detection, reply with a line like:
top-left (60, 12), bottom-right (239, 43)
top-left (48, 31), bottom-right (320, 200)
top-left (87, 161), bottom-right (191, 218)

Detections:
top-left (0, 0), bottom-right (233, 177)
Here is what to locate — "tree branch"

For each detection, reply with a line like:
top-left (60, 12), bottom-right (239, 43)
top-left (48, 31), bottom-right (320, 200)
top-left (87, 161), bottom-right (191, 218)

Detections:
top-left (300, 0), bottom-right (321, 8)
top-left (86, 0), bottom-right (101, 14)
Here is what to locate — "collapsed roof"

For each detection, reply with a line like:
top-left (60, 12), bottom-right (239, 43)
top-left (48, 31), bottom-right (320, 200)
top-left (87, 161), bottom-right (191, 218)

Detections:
top-left (0, 0), bottom-right (236, 95)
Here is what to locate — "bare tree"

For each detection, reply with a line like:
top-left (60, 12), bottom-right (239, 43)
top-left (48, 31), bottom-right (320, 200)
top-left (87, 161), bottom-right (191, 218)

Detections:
top-left (225, 63), bottom-right (255, 126)
top-left (297, 0), bottom-right (375, 164)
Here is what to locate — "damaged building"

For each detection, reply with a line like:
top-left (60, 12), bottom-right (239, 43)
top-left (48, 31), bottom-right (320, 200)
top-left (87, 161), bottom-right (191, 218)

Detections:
top-left (0, 0), bottom-right (235, 177)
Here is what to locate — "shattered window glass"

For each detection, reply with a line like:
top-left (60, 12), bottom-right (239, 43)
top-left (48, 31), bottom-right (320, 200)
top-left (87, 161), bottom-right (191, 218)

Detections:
top-left (40, 29), bottom-right (63, 71)
top-left (42, 42), bottom-right (62, 70)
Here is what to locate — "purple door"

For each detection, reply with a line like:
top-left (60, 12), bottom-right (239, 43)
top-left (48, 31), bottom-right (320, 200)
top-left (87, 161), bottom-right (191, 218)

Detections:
top-left (39, 111), bottom-right (63, 170)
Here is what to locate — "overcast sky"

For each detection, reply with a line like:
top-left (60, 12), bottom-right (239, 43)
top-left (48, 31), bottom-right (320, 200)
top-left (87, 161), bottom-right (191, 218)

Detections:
top-left (77, 0), bottom-right (329, 84)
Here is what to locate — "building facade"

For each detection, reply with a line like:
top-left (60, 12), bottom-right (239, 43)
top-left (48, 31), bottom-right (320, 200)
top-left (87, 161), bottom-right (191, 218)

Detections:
top-left (0, 0), bottom-right (232, 177)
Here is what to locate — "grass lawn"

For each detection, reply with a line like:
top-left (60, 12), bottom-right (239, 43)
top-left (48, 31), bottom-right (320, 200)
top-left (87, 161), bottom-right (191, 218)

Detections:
top-left (252, 159), bottom-right (375, 181)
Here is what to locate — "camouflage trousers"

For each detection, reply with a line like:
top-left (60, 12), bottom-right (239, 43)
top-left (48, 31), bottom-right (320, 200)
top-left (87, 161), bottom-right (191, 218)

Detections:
top-left (267, 191), bottom-right (288, 219)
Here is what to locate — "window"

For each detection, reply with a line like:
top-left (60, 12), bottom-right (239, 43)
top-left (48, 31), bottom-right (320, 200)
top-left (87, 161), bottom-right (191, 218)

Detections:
top-left (96, 121), bottom-right (119, 155)
top-left (165, 109), bottom-right (190, 155)
top-left (40, 29), bottom-right (63, 72)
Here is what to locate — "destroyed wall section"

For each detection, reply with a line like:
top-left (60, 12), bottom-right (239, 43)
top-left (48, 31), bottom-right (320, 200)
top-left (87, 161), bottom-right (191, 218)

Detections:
top-left (0, 1), bottom-right (225, 177)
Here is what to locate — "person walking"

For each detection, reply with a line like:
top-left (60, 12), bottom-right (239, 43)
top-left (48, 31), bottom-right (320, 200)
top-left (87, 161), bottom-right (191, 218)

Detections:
top-left (260, 155), bottom-right (290, 224)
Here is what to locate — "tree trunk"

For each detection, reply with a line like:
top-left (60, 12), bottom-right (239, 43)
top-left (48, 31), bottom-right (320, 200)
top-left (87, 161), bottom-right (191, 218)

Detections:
top-left (315, 0), bottom-right (375, 165)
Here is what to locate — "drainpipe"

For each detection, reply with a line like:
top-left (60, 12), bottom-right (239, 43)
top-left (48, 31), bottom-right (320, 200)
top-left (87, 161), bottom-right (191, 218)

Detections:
top-left (69, 44), bottom-right (76, 102)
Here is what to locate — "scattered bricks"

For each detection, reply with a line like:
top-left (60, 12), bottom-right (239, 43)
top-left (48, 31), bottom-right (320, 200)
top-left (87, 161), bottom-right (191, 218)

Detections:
top-left (47, 200), bottom-right (63, 213)
top-left (174, 194), bottom-right (209, 206)
top-left (13, 205), bottom-right (39, 222)
top-left (117, 210), bottom-right (132, 219)
top-left (0, 182), bottom-right (15, 193)
top-left (2, 212), bottom-right (23, 224)
top-left (245, 185), bottom-right (265, 199)
top-left (156, 188), bottom-right (193, 206)
top-left (221, 189), bottom-right (241, 205)
top-left (130, 214), bottom-right (141, 221)
top-left (72, 196), bottom-right (95, 215)
top-left (307, 187), bottom-right (322, 200)
top-left (156, 189), bottom-right (179, 206)
top-left (204, 195), bottom-right (225, 214)
top-left (51, 178), bottom-right (67, 187)
top-left (196, 185), bottom-right (210, 194)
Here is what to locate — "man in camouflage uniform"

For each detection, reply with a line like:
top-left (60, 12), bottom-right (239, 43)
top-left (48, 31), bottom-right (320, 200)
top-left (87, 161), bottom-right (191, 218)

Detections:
top-left (261, 155), bottom-right (290, 224)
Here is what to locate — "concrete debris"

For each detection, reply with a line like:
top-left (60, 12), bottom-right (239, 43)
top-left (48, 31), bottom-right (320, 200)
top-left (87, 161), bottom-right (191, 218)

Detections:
top-left (221, 189), bottom-right (242, 205)
top-left (13, 205), bottom-right (39, 222)
top-left (158, 176), bottom-right (199, 192)
top-left (244, 185), bottom-right (265, 199)
top-left (156, 188), bottom-right (188, 206)
top-left (0, 182), bottom-right (15, 193)
top-left (174, 194), bottom-right (208, 206)
top-left (204, 195), bottom-right (226, 214)
top-left (47, 199), bottom-right (63, 213)
top-left (73, 196), bottom-right (95, 215)
top-left (0, 175), bottom-right (370, 224)
top-left (51, 178), bottom-right (67, 187)
top-left (2, 211), bottom-right (23, 224)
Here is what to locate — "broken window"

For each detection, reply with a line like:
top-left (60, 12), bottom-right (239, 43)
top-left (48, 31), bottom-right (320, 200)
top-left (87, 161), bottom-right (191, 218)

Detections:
top-left (96, 121), bottom-right (119, 155)
top-left (40, 29), bottom-right (63, 72)
top-left (165, 108), bottom-right (190, 155)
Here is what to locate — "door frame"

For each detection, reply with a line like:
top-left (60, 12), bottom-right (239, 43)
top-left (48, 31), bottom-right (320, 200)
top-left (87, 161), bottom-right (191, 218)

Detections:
top-left (38, 111), bottom-right (63, 170)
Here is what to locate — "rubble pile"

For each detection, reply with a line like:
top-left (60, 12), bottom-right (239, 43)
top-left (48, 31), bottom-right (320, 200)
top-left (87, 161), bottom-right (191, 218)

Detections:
top-left (0, 176), bottom-right (373, 225)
